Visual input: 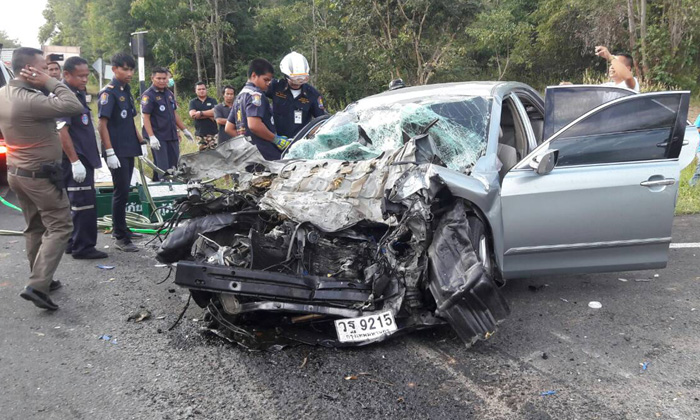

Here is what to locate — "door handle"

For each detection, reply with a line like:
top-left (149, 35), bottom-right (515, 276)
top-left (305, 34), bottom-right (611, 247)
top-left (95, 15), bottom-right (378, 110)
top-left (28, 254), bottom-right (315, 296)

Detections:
top-left (640, 178), bottom-right (676, 187)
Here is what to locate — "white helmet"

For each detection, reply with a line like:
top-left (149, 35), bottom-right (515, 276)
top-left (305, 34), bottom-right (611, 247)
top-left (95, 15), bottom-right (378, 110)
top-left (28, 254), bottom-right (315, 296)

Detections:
top-left (280, 52), bottom-right (310, 85)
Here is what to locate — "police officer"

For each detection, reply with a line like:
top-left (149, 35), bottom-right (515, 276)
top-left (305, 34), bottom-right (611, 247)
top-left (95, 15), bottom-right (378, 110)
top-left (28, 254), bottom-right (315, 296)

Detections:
top-left (97, 53), bottom-right (145, 253)
top-left (0, 47), bottom-right (84, 310)
top-left (47, 60), bottom-right (62, 80)
top-left (141, 66), bottom-right (194, 181)
top-left (58, 56), bottom-right (108, 259)
top-left (225, 58), bottom-right (288, 160)
top-left (266, 52), bottom-right (326, 139)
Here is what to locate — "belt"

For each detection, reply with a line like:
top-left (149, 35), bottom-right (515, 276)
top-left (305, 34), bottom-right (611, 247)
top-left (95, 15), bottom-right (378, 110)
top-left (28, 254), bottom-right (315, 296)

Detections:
top-left (7, 166), bottom-right (49, 178)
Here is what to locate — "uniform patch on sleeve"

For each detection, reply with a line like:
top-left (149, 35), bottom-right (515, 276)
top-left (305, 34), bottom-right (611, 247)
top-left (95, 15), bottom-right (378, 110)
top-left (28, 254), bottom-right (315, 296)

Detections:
top-left (141, 95), bottom-right (149, 106)
top-left (100, 93), bottom-right (109, 105)
top-left (251, 93), bottom-right (262, 107)
top-left (318, 96), bottom-right (324, 109)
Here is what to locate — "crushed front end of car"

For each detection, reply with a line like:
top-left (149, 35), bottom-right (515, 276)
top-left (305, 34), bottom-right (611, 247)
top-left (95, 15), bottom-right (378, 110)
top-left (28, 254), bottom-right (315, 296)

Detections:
top-left (158, 134), bottom-right (509, 349)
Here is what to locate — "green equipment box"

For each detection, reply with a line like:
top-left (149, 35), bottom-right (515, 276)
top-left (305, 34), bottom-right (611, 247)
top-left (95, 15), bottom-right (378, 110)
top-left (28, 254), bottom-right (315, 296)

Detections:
top-left (96, 183), bottom-right (189, 222)
top-left (96, 186), bottom-right (141, 218)
top-left (138, 182), bottom-right (189, 222)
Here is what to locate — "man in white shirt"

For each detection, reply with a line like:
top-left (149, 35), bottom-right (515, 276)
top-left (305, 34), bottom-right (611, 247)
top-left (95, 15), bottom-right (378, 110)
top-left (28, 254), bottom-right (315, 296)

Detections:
top-left (596, 46), bottom-right (639, 92)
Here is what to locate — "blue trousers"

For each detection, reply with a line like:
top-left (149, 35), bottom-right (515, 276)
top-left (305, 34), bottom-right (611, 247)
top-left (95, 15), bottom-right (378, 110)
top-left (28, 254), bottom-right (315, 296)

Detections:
top-left (108, 156), bottom-right (134, 241)
top-left (151, 140), bottom-right (179, 182)
top-left (62, 156), bottom-right (98, 256)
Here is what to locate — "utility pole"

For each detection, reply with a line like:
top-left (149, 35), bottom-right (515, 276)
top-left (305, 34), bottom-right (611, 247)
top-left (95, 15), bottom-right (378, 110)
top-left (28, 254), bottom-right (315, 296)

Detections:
top-left (130, 31), bottom-right (149, 126)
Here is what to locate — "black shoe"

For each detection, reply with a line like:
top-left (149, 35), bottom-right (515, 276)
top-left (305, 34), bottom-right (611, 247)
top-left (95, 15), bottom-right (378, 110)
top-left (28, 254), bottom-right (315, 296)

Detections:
top-left (72, 249), bottom-right (109, 260)
top-left (49, 280), bottom-right (62, 291)
top-left (20, 287), bottom-right (58, 310)
top-left (115, 239), bottom-right (139, 252)
top-left (65, 248), bottom-right (72, 255)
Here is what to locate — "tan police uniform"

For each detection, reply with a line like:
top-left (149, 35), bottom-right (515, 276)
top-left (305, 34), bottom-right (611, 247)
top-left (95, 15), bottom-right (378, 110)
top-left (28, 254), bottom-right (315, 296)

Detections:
top-left (0, 78), bottom-right (84, 294)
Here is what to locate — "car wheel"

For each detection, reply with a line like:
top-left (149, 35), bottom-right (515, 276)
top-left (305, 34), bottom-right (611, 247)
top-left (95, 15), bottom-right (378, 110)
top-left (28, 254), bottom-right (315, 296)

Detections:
top-left (467, 215), bottom-right (504, 287)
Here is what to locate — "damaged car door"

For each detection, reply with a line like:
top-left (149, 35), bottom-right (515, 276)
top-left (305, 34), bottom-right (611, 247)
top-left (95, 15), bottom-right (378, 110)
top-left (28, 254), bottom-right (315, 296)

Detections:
top-left (500, 91), bottom-right (690, 278)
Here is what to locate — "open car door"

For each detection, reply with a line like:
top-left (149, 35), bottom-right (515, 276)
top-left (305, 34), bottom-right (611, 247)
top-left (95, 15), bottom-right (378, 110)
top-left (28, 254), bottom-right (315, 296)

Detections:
top-left (499, 90), bottom-right (690, 278)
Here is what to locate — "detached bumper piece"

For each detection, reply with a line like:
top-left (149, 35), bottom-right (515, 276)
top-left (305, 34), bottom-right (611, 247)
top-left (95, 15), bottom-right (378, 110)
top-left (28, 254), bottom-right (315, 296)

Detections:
top-left (428, 201), bottom-right (510, 345)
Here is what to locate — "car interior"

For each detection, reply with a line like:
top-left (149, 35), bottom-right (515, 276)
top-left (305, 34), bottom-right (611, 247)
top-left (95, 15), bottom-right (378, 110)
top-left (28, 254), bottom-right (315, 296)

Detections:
top-left (497, 99), bottom-right (528, 180)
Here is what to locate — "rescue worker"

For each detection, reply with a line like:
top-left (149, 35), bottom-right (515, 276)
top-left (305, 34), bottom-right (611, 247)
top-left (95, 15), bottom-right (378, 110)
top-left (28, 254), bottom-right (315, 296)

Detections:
top-left (47, 60), bottom-right (62, 80)
top-left (0, 47), bottom-right (84, 310)
top-left (141, 66), bottom-right (194, 181)
top-left (225, 58), bottom-right (288, 160)
top-left (213, 85), bottom-right (235, 144)
top-left (188, 82), bottom-right (218, 150)
top-left (266, 52), bottom-right (326, 139)
top-left (58, 56), bottom-right (108, 259)
top-left (97, 52), bottom-right (145, 252)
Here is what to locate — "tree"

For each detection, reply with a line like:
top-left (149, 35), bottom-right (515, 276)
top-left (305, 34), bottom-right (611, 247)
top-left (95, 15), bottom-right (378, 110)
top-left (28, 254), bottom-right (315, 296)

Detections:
top-left (0, 30), bottom-right (21, 48)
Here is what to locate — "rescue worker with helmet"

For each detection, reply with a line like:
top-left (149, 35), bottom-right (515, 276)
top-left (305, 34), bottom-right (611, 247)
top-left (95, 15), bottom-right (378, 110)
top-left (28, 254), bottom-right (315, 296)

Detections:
top-left (266, 52), bottom-right (326, 139)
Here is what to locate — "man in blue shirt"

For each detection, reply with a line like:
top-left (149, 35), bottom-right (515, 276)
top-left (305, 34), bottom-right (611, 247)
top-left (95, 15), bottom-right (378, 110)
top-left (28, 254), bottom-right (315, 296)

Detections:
top-left (97, 53), bottom-right (144, 252)
top-left (58, 56), bottom-right (108, 260)
top-left (225, 58), bottom-right (288, 160)
top-left (141, 66), bottom-right (194, 181)
top-left (267, 52), bottom-right (326, 139)
top-left (690, 114), bottom-right (700, 186)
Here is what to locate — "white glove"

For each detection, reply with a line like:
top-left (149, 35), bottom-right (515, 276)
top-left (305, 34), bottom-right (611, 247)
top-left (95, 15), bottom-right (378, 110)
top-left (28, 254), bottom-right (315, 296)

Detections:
top-left (182, 129), bottom-right (194, 142)
top-left (105, 148), bottom-right (121, 169)
top-left (149, 135), bottom-right (161, 150)
top-left (71, 159), bottom-right (86, 183)
top-left (141, 144), bottom-right (149, 157)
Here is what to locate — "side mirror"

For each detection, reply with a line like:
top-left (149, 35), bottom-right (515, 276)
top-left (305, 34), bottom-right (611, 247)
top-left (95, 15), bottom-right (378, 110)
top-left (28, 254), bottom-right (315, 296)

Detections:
top-left (529, 149), bottom-right (559, 175)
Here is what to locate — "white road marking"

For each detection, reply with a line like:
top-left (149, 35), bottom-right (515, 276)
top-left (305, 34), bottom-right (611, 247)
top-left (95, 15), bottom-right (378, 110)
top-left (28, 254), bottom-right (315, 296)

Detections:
top-left (670, 243), bottom-right (700, 248)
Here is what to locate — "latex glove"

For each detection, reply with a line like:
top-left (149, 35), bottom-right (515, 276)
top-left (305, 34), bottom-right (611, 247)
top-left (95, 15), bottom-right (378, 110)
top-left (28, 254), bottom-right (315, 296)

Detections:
top-left (182, 129), bottom-right (195, 142)
top-left (272, 135), bottom-right (291, 151)
top-left (149, 135), bottom-right (161, 150)
top-left (105, 148), bottom-right (121, 169)
top-left (141, 144), bottom-right (149, 157)
top-left (71, 160), bottom-right (86, 183)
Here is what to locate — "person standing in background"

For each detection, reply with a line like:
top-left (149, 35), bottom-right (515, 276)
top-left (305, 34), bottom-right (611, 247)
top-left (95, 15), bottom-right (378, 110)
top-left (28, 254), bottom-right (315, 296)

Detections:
top-left (188, 82), bottom-right (218, 150)
top-left (213, 85), bottom-right (235, 144)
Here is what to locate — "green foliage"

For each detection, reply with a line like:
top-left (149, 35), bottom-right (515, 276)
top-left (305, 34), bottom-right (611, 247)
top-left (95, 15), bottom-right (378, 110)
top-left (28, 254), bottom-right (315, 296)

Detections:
top-left (676, 158), bottom-right (700, 215)
top-left (39, 0), bottom-right (700, 115)
top-left (0, 30), bottom-right (21, 48)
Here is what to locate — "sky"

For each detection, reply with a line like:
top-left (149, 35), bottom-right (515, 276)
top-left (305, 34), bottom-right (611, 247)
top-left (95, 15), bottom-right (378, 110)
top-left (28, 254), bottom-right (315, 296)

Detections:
top-left (1, 0), bottom-right (49, 48)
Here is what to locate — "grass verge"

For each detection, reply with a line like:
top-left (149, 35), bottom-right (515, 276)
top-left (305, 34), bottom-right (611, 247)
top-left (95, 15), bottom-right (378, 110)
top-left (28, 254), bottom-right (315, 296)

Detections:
top-left (676, 158), bottom-right (700, 215)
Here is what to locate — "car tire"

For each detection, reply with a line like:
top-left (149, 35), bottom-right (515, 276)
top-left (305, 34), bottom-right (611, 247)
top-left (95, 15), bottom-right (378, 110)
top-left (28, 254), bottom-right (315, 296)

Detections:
top-left (467, 214), bottom-right (504, 287)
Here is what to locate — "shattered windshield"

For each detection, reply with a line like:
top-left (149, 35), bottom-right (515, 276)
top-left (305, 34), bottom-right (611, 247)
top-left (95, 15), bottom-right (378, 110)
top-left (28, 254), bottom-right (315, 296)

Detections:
top-left (286, 95), bottom-right (491, 172)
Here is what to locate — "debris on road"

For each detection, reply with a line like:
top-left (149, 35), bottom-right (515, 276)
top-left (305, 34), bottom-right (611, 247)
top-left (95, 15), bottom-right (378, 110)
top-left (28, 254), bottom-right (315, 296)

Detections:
top-left (127, 309), bottom-right (152, 323)
top-left (560, 298), bottom-right (569, 303)
top-left (528, 284), bottom-right (548, 292)
top-left (588, 301), bottom-right (602, 309)
top-left (618, 278), bottom-right (628, 282)
top-left (635, 278), bottom-right (652, 282)
top-left (98, 334), bottom-right (117, 344)
top-left (97, 265), bottom-right (115, 270)
top-left (641, 361), bottom-right (649, 371)
top-left (540, 390), bottom-right (557, 396)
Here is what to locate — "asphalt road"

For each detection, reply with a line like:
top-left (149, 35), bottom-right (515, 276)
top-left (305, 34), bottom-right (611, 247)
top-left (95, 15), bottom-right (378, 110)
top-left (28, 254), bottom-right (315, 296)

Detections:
top-left (1, 185), bottom-right (700, 420)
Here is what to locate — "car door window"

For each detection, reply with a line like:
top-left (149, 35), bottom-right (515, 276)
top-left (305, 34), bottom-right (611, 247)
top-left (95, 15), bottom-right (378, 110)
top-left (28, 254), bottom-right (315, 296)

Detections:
top-left (543, 85), bottom-right (636, 139)
top-left (549, 93), bottom-right (688, 167)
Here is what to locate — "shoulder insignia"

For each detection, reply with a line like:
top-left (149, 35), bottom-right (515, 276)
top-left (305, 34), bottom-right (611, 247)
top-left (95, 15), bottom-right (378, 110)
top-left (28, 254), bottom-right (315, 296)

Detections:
top-left (106, 84), bottom-right (114, 89)
top-left (318, 96), bottom-right (324, 109)
top-left (119, 96), bottom-right (126, 102)
top-left (100, 92), bottom-right (109, 105)
top-left (251, 93), bottom-right (262, 107)
top-left (141, 95), bottom-right (149, 105)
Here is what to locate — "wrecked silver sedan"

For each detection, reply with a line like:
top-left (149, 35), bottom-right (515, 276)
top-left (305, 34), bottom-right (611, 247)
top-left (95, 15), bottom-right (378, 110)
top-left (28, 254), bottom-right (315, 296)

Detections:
top-left (158, 82), bottom-right (696, 349)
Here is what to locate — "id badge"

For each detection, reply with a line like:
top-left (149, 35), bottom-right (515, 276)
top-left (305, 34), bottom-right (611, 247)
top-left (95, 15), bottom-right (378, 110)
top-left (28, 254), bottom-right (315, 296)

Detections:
top-left (294, 110), bottom-right (303, 124)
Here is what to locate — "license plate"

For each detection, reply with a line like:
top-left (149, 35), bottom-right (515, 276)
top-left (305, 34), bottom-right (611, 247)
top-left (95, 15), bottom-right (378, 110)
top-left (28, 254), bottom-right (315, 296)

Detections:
top-left (334, 311), bottom-right (397, 343)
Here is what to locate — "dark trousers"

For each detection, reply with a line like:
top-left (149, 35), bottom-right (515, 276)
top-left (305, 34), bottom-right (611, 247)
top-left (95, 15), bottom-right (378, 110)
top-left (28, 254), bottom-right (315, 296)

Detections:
top-left (108, 156), bottom-right (134, 241)
top-left (151, 140), bottom-right (179, 182)
top-left (62, 157), bottom-right (98, 255)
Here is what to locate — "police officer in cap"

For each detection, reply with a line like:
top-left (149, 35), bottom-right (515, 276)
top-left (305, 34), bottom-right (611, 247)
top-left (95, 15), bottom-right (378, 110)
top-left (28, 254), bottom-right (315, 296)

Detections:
top-left (225, 58), bottom-right (288, 160)
top-left (266, 52), bottom-right (326, 139)
top-left (141, 66), bottom-right (194, 181)
top-left (59, 56), bottom-right (108, 259)
top-left (97, 52), bottom-right (145, 253)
